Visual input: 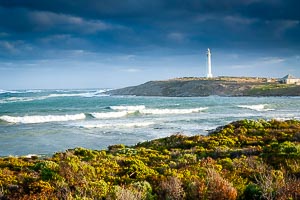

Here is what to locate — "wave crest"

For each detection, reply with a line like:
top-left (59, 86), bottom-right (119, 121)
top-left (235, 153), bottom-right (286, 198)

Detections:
top-left (80, 121), bottom-right (154, 129)
top-left (141, 107), bottom-right (208, 115)
top-left (110, 105), bottom-right (146, 111)
top-left (91, 107), bottom-right (207, 119)
top-left (91, 111), bottom-right (135, 119)
top-left (109, 105), bottom-right (207, 115)
top-left (0, 91), bottom-right (109, 104)
top-left (237, 104), bottom-right (274, 112)
top-left (0, 113), bottom-right (86, 124)
top-left (0, 96), bottom-right (49, 104)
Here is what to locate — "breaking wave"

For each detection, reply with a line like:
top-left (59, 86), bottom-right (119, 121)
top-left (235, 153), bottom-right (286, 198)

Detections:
top-left (48, 90), bottom-right (109, 98)
top-left (237, 104), bottom-right (274, 112)
top-left (0, 90), bottom-right (109, 104)
top-left (0, 89), bottom-right (43, 94)
top-left (90, 111), bottom-right (135, 119)
top-left (0, 106), bottom-right (208, 124)
top-left (140, 107), bottom-right (208, 115)
top-left (0, 113), bottom-right (86, 124)
top-left (109, 105), bottom-right (208, 115)
top-left (0, 96), bottom-right (49, 103)
top-left (110, 105), bottom-right (146, 111)
top-left (90, 106), bottom-right (207, 119)
top-left (80, 121), bottom-right (155, 129)
top-left (0, 89), bottom-right (23, 94)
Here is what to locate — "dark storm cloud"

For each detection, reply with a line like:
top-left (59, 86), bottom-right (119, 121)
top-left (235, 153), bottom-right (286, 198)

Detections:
top-left (0, 6), bottom-right (114, 34)
top-left (1, 0), bottom-right (300, 89)
top-left (0, 0), bottom-right (299, 59)
top-left (2, 0), bottom-right (299, 20)
top-left (0, 0), bottom-right (163, 19)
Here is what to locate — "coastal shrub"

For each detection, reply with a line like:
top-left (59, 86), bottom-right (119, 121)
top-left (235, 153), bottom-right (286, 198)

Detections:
top-left (107, 185), bottom-right (144, 200)
top-left (254, 169), bottom-right (284, 200)
top-left (108, 144), bottom-right (126, 151)
top-left (218, 157), bottom-right (233, 170)
top-left (33, 161), bottom-right (61, 181)
top-left (28, 180), bottom-right (54, 194)
top-left (73, 147), bottom-right (98, 161)
top-left (284, 159), bottom-right (300, 175)
top-left (85, 180), bottom-right (109, 199)
top-left (120, 158), bottom-right (158, 181)
top-left (243, 183), bottom-right (262, 200)
top-left (206, 168), bottom-right (237, 200)
top-left (0, 157), bottom-right (34, 171)
top-left (276, 176), bottom-right (300, 200)
top-left (185, 177), bottom-right (207, 200)
top-left (159, 176), bottom-right (186, 200)
top-left (294, 131), bottom-right (300, 142)
top-left (262, 141), bottom-right (300, 169)
top-left (131, 181), bottom-right (155, 200)
top-left (0, 168), bottom-right (16, 186)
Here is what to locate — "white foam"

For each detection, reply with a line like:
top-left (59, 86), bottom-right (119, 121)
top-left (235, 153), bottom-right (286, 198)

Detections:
top-left (273, 117), bottom-right (290, 121)
top-left (25, 90), bottom-right (43, 93)
top-left (22, 154), bottom-right (39, 158)
top-left (109, 105), bottom-right (207, 115)
top-left (110, 105), bottom-right (146, 111)
top-left (48, 91), bottom-right (108, 98)
top-left (140, 107), bottom-right (208, 115)
top-left (0, 96), bottom-right (49, 103)
top-left (81, 121), bottom-right (154, 129)
top-left (0, 89), bottom-right (43, 94)
top-left (0, 89), bottom-right (22, 94)
top-left (90, 111), bottom-right (134, 119)
top-left (237, 104), bottom-right (274, 112)
top-left (95, 89), bottom-right (111, 94)
top-left (0, 113), bottom-right (86, 124)
top-left (48, 93), bottom-right (90, 98)
top-left (0, 91), bottom-right (109, 104)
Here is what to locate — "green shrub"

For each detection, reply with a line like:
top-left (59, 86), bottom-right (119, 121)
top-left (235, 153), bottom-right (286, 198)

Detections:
top-left (243, 183), bottom-right (262, 200)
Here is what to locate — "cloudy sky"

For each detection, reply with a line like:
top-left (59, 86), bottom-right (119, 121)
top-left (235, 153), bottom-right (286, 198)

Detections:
top-left (0, 0), bottom-right (299, 89)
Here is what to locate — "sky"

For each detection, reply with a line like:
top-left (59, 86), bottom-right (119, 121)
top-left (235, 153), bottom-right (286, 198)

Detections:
top-left (0, 0), bottom-right (299, 89)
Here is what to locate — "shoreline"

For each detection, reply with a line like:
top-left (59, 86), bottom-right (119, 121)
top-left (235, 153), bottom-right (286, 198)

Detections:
top-left (1, 115), bottom-right (300, 157)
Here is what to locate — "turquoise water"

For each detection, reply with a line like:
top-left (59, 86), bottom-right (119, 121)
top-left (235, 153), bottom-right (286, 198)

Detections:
top-left (1, 89), bottom-right (300, 156)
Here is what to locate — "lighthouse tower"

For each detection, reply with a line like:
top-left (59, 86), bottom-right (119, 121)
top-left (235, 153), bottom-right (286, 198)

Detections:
top-left (206, 48), bottom-right (213, 78)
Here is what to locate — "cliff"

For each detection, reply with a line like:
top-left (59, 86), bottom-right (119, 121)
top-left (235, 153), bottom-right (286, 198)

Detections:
top-left (107, 77), bottom-right (300, 96)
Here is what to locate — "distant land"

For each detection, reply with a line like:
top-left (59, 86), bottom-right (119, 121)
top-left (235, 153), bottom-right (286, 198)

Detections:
top-left (107, 76), bottom-right (300, 97)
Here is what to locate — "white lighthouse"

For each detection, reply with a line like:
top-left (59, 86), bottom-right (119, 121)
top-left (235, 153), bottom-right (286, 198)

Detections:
top-left (206, 48), bottom-right (213, 78)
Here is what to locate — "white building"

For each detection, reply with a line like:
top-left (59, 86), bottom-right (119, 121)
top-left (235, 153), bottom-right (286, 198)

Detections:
top-left (280, 74), bottom-right (300, 84)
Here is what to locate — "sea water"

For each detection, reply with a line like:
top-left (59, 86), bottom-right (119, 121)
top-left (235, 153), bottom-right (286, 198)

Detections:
top-left (1, 89), bottom-right (300, 156)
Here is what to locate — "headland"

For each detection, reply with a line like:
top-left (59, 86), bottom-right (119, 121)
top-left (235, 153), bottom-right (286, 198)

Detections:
top-left (108, 76), bottom-right (300, 96)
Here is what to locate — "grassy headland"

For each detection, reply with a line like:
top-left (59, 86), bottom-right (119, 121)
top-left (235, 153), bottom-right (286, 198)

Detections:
top-left (107, 77), bottom-right (300, 96)
top-left (0, 119), bottom-right (300, 199)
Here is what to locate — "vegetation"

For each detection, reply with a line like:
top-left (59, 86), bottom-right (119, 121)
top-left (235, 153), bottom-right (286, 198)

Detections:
top-left (0, 119), bottom-right (300, 199)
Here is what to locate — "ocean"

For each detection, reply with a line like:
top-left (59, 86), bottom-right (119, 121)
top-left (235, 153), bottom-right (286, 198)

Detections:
top-left (1, 88), bottom-right (300, 156)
